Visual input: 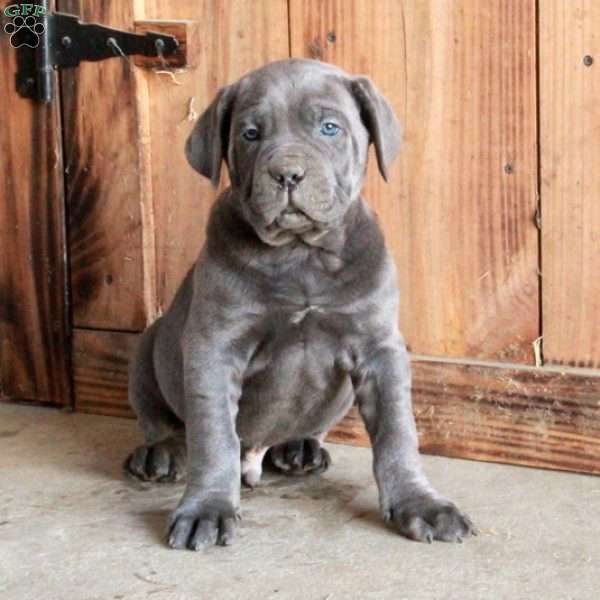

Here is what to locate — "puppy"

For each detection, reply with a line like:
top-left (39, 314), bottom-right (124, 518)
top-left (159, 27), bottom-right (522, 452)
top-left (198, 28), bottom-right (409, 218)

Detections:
top-left (125, 59), bottom-right (475, 550)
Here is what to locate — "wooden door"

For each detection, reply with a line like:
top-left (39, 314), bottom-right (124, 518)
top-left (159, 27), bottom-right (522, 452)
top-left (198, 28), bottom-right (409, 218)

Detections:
top-left (2, 1), bottom-right (599, 474)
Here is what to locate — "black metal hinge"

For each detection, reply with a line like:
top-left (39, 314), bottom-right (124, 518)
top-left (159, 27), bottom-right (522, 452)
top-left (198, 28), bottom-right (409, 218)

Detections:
top-left (8, 8), bottom-right (179, 102)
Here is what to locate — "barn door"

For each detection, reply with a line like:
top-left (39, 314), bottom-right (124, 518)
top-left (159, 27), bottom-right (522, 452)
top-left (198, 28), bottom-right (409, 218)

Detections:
top-left (2, 1), bottom-right (599, 474)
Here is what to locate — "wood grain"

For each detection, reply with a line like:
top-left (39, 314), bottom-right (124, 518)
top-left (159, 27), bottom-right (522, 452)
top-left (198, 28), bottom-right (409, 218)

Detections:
top-left (539, 1), bottom-right (600, 368)
top-left (73, 328), bottom-right (138, 417)
top-left (139, 0), bottom-right (290, 312)
top-left (133, 20), bottom-right (200, 69)
top-left (71, 330), bottom-right (600, 475)
top-left (59, 0), bottom-right (155, 331)
top-left (330, 360), bottom-right (600, 475)
top-left (0, 6), bottom-right (71, 405)
top-left (289, 0), bottom-right (540, 363)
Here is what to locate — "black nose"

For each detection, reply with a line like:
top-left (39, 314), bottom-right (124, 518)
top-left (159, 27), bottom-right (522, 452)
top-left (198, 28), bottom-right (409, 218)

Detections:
top-left (268, 163), bottom-right (306, 189)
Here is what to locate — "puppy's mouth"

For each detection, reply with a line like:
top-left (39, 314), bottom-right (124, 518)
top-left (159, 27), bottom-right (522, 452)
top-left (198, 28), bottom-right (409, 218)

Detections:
top-left (274, 208), bottom-right (313, 232)
top-left (254, 206), bottom-right (329, 247)
top-left (245, 162), bottom-right (342, 245)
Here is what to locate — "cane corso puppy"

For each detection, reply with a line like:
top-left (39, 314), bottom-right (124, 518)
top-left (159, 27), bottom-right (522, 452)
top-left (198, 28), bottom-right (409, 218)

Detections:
top-left (125, 59), bottom-right (476, 549)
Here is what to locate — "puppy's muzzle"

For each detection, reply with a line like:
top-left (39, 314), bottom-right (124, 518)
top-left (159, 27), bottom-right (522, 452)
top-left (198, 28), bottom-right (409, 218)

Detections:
top-left (268, 159), bottom-right (306, 190)
top-left (249, 143), bottom-right (338, 244)
top-left (266, 155), bottom-right (312, 229)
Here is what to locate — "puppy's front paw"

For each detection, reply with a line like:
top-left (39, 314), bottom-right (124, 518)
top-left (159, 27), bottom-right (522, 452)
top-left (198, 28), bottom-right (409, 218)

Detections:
top-left (386, 494), bottom-right (476, 543)
top-left (268, 438), bottom-right (331, 476)
top-left (167, 497), bottom-right (238, 550)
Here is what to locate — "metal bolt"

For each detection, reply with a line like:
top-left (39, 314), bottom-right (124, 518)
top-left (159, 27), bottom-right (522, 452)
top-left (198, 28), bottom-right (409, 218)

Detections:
top-left (504, 163), bottom-right (514, 174)
top-left (326, 31), bottom-right (337, 43)
top-left (61, 36), bottom-right (72, 48)
top-left (583, 55), bottom-right (594, 66)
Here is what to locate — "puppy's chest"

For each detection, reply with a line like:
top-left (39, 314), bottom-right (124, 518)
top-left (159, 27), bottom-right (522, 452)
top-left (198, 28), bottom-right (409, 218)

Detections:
top-left (267, 300), bottom-right (344, 341)
top-left (246, 303), bottom-right (348, 403)
top-left (267, 256), bottom-right (352, 316)
top-left (268, 290), bottom-right (356, 339)
top-left (257, 249), bottom-right (371, 343)
top-left (288, 304), bottom-right (324, 325)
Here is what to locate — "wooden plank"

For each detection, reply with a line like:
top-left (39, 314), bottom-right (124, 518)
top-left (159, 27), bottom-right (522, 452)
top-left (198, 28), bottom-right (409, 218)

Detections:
top-left (539, 1), bottom-right (600, 368)
top-left (73, 329), bottom-right (138, 418)
top-left (59, 0), bottom-right (156, 331)
top-left (133, 20), bottom-right (200, 69)
top-left (0, 6), bottom-right (71, 405)
top-left (139, 0), bottom-right (290, 311)
top-left (72, 330), bottom-right (600, 475)
top-left (329, 361), bottom-right (600, 476)
top-left (289, 0), bottom-right (540, 363)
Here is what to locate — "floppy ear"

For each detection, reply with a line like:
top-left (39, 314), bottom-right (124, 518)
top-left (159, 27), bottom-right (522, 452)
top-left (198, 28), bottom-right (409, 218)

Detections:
top-left (350, 76), bottom-right (402, 182)
top-left (185, 84), bottom-right (238, 187)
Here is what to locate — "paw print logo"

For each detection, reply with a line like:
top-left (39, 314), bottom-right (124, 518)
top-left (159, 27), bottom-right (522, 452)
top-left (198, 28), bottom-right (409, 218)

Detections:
top-left (4, 15), bottom-right (45, 48)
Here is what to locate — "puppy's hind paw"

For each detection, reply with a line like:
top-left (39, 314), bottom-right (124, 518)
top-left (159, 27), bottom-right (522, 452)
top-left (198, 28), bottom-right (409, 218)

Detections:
top-left (124, 436), bottom-right (186, 483)
top-left (268, 438), bottom-right (331, 476)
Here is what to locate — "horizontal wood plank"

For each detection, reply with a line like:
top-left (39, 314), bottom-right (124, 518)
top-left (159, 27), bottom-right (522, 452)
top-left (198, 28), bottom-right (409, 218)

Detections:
top-left (72, 329), bottom-right (600, 475)
top-left (133, 20), bottom-right (200, 69)
top-left (73, 329), bottom-right (139, 418)
top-left (329, 361), bottom-right (600, 475)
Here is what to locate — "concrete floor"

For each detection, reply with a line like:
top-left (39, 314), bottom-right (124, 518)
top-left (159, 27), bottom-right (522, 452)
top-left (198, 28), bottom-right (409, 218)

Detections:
top-left (0, 405), bottom-right (599, 600)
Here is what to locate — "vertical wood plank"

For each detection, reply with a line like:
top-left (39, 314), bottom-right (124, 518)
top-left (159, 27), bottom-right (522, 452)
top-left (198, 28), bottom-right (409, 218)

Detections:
top-left (59, 0), bottom-right (155, 330)
top-left (540, 1), bottom-right (600, 368)
top-left (289, 0), bottom-right (540, 363)
top-left (140, 0), bottom-right (290, 311)
top-left (0, 8), bottom-right (71, 404)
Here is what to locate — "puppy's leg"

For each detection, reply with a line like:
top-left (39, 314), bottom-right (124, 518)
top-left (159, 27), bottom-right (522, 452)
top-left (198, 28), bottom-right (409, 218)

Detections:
top-left (167, 341), bottom-right (248, 550)
top-left (125, 322), bottom-right (186, 483)
top-left (354, 339), bottom-right (476, 543)
top-left (268, 435), bottom-right (331, 476)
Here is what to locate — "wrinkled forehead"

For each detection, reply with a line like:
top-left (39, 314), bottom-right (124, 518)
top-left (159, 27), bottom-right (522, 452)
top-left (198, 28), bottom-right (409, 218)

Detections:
top-left (234, 62), bottom-right (359, 121)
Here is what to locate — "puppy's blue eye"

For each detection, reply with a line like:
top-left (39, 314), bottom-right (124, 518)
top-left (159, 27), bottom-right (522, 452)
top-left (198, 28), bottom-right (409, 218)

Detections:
top-left (242, 127), bottom-right (260, 141)
top-left (320, 122), bottom-right (341, 136)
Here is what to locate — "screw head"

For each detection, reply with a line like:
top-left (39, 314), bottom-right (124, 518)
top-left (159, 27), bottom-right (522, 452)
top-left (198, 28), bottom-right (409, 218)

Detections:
top-left (504, 163), bottom-right (514, 174)
top-left (326, 31), bottom-right (337, 43)
top-left (583, 55), bottom-right (594, 66)
top-left (61, 36), bottom-right (72, 48)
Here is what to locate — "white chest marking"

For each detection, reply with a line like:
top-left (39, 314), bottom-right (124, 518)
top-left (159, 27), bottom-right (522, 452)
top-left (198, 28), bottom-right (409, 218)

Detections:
top-left (290, 305), bottom-right (324, 324)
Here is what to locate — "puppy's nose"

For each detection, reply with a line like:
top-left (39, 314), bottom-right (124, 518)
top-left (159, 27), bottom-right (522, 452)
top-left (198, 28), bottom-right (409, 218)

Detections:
top-left (268, 163), bottom-right (306, 189)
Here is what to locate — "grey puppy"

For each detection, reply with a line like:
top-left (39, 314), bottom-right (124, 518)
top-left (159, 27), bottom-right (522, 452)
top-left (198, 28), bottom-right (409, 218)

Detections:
top-left (125, 58), bottom-right (476, 550)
